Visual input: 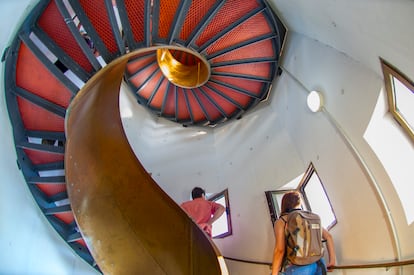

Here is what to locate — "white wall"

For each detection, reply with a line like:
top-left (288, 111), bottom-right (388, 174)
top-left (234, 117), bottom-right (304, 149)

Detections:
top-left (122, 15), bottom-right (414, 275)
top-left (0, 0), bottom-right (97, 274)
top-left (2, 0), bottom-right (414, 274)
top-left (121, 11), bottom-right (414, 275)
top-left (121, 79), bottom-right (304, 275)
top-left (272, 0), bottom-right (414, 78)
top-left (271, 0), bottom-right (414, 273)
top-left (278, 32), bottom-right (396, 274)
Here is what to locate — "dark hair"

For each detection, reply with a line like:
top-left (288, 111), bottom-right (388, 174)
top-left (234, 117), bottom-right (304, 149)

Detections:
top-left (191, 187), bottom-right (205, 199)
top-left (281, 191), bottom-right (301, 213)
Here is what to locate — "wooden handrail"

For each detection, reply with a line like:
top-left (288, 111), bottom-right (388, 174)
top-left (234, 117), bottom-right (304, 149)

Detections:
top-left (333, 259), bottom-right (414, 269)
top-left (224, 256), bottom-right (271, 266)
top-left (224, 256), bottom-right (414, 270)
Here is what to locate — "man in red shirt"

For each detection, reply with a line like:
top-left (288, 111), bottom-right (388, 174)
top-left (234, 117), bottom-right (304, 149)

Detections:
top-left (181, 187), bottom-right (225, 237)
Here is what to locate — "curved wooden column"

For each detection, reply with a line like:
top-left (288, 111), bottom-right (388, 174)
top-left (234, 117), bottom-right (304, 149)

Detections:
top-left (65, 48), bottom-right (227, 275)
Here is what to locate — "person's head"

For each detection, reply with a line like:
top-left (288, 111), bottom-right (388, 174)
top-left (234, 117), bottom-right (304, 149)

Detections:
top-left (191, 187), bottom-right (205, 199)
top-left (281, 191), bottom-right (301, 213)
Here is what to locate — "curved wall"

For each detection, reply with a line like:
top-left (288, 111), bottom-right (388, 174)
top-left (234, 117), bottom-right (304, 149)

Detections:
top-left (122, 26), bottom-right (414, 275)
top-left (2, 0), bottom-right (414, 274)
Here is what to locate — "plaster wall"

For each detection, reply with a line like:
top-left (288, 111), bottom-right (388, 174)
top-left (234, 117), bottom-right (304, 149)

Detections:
top-left (121, 78), bottom-right (304, 272)
top-left (271, 0), bottom-right (414, 272)
top-left (278, 32), bottom-right (414, 274)
top-left (2, 0), bottom-right (414, 274)
top-left (272, 0), bottom-right (414, 79)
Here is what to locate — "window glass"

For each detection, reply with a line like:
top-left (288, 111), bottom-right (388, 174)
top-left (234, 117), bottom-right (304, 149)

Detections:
top-left (363, 59), bottom-right (414, 224)
top-left (265, 189), bottom-right (308, 224)
top-left (208, 189), bottom-right (232, 238)
top-left (265, 163), bottom-right (336, 230)
top-left (300, 170), bottom-right (337, 229)
top-left (393, 77), bottom-right (414, 131)
top-left (381, 58), bottom-right (414, 142)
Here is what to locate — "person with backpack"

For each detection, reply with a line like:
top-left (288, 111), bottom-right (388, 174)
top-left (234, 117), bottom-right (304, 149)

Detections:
top-left (271, 191), bottom-right (336, 275)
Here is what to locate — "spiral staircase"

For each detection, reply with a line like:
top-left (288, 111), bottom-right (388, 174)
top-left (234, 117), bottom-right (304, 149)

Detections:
top-left (3, 0), bottom-right (286, 272)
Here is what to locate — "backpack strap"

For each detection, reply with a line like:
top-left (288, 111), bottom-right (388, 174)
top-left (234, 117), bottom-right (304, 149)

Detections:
top-left (277, 214), bottom-right (289, 272)
top-left (279, 213), bottom-right (289, 272)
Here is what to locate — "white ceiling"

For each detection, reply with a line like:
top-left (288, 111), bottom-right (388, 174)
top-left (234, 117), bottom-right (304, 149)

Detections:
top-left (271, 0), bottom-right (414, 78)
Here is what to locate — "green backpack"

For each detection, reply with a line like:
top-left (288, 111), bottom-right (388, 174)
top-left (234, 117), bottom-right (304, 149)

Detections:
top-left (282, 209), bottom-right (324, 266)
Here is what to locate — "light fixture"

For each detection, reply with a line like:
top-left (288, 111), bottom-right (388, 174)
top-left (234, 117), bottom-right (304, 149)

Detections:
top-left (307, 90), bottom-right (324, 112)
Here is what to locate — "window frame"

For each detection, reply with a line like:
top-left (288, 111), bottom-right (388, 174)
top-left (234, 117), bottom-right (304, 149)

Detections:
top-left (298, 163), bottom-right (337, 230)
top-left (208, 188), bottom-right (232, 239)
top-left (265, 163), bottom-right (337, 230)
top-left (381, 58), bottom-right (414, 143)
top-left (265, 189), bottom-right (308, 224)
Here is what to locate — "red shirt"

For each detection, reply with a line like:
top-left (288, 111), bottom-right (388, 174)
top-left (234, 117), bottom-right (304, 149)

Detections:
top-left (181, 198), bottom-right (222, 236)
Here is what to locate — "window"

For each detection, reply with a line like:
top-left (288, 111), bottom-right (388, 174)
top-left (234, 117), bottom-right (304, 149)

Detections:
top-left (381, 58), bottom-right (414, 143)
top-left (208, 189), bottom-right (232, 238)
top-left (363, 59), bottom-right (414, 224)
top-left (265, 163), bottom-right (337, 230)
top-left (265, 188), bottom-right (308, 224)
top-left (298, 164), bottom-right (337, 229)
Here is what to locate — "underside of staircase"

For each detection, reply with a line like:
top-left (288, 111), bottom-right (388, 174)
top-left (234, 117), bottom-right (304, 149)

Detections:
top-left (3, 0), bottom-right (286, 272)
